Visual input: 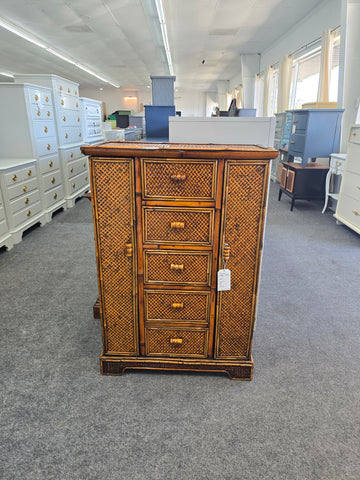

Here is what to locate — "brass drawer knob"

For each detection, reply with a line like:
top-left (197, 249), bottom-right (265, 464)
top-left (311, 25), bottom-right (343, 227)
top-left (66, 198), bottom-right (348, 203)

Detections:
top-left (171, 303), bottom-right (184, 309)
top-left (72, 182), bottom-right (76, 188)
top-left (47, 144), bottom-right (51, 150)
top-left (77, 117), bottom-right (80, 122)
top-left (61, 99), bottom-right (64, 106)
top-left (37, 110), bottom-right (40, 116)
top-left (290, 141), bottom-right (295, 144)
top-left (170, 264), bottom-right (184, 271)
top-left (47, 111), bottom-right (51, 117)
top-left (23, 185), bottom-right (28, 192)
top-left (83, 162), bottom-right (86, 167)
top-left (70, 167), bottom-right (74, 173)
top-left (79, 132), bottom-right (82, 137)
top-left (70, 152), bottom-right (74, 158)
top-left (125, 243), bottom-right (132, 257)
top-left (63, 116), bottom-right (66, 121)
top-left (171, 221), bottom-right (185, 229)
top-left (170, 174), bottom-right (186, 182)
top-left (44, 126), bottom-right (48, 133)
top-left (12, 174), bottom-right (18, 182)
top-left (34, 94), bottom-right (39, 101)
top-left (59, 85), bottom-right (63, 91)
top-left (51, 177), bottom-right (55, 184)
top-left (27, 209), bottom-right (31, 216)
top-left (76, 102), bottom-right (78, 107)
top-left (27, 170), bottom-right (32, 176)
top-left (353, 211), bottom-right (360, 217)
top-left (24, 197), bottom-right (29, 204)
top-left (67, 88), bottom-right (70, 93)
top-left (65, 133), bottom-right (68, 139)
top-left (53, 193), bottom-right (58, 200)
top-left (45, 96), bottom-right (49, 102)
top-left (75, 90), bottom-right (78, 95)
top-left (85, 176), bottom-right (88, 181)
top-left (49, 160), bottom-right (53, 167)
top-left (170, 338), bottom-right (182, 345)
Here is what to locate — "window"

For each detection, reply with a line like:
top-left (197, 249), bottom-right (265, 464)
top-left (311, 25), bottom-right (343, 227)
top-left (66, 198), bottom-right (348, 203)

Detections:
top-left (329, 34), bottom-right (340, 102)
top-left (291, 48), bottom-right (321, 109)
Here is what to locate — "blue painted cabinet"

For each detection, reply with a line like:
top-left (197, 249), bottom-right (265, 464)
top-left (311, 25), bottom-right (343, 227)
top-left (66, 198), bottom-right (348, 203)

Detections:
top-left (287, 109), bottom-right (344, 168)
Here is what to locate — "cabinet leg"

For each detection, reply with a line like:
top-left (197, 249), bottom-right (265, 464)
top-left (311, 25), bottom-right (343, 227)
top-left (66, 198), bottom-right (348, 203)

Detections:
top-left (290, 198), bottom-right (295, 211)
top-left (278, 189), bottom-right (282, 201)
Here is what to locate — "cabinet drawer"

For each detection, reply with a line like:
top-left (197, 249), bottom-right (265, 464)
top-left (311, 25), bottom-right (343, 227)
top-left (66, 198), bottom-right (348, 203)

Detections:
top-left (67, 170), bottom-right (89, 192)
top-left (28, 87), bottom-right (52, 106)
top-left (292, 113), bottom-right (308, 133)
top-left (42, 170), bottom-right (63, 191)
top-left (33, 121), bottom-right (57, 139)
top-left (340, 172), bottom-right (360, 201)
top-left (145, 327), bottom-right (208, 357)
top-left (145, 290), bottom-right (210, 324)
top-left (288, 134), bottom-right (305, 154)
top-left (68, 157), bottom-right (88, 178)
top-left (345, 142), bottom-right (360, 175)
top-left (4, 165), bottom-right (36, 186)
top-left (349, 126), bottom-right (360, 146)
top-left (143, 207), bottom-right (214, 245)
top-left (30, 104), bottom-right (54, 121)
top-left (7, 178), bottom-right (38, 200)
top-left (36, 138), bottom-right (58, 157)
top-left (144, 250), bottom-right (212, 286)
top-left (336, 194), bottom-right (360, 230)
top-left (12, 201), bottom-right (42, 228)
top-left (59, 110), bottom-right (81, 126)
top-left (60, 126), bottom-right (83, 144)
top-left (44, 185), bottom-right (64, 208)
top-left (142, 159), bottom-right (217, 200)
top-left (10, 189), bottom-right (40, 215)
top-left (38, 155), bottom-right (60, 175)
top-left (54, 80), bottom-right (79, 97)
top-left (60, 146), bottom-right (83, 163)
top-left (58, 95), bottom-right (79, 110)
top-left (0, 218), bottom-right (8, 236)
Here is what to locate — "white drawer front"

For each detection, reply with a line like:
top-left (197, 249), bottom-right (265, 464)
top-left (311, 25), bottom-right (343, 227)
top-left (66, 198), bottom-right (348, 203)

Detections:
top-left (345, 142), bottom-right (360, 175)
top-left (84, 104), bottom-right (101, 117)
top-left (60, 146), bottom-right (82, 162)
top-left (0, 203), bottom-right (6, 220)
top-left (59, 110), bottom-right (81, 126)
top-left (36, 138), bottom-right (58, 157)
top-left (4, 165), bottom-right (37, 186)
top-left (337, 194), bottom-right (360, 230)
top-left (44, 184), bottom-right (64, 208)
top-left (54, 80), bottom-right (79, 97)
top-left (349, 126), bottom-right (360, 146)
top-left (33, 121), bottom-right (57, 139)
top-left (42, 170), bottom-right (63, 191)
top-left (87, 125), bottom-right (102, 137)
top-left (67, 170), bottom-right (89, 193)
top-left (68, 156), bottom-right (88, 179)
top-left (10, 189), bottom-right (41, 215)
top-left (8, 177), bottom-right (39, 200)
top-left (28, 87), bottom-right (52, 106)
top-left (57, 95), bottom-right (80, 111)
top-left (341, 172), bottom-right (360, 202)
top-left (12, 201), bottom-right (42, 229)
top-left (60, 126), bottom-right (83, 145)
top-left (38, 155), bottom-right (60, 175)
top-left (30, 104), bottom-right (54, 121)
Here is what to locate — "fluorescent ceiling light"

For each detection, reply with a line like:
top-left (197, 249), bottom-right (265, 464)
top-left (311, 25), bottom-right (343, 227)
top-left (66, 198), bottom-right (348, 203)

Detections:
top-left (0, 72), bottom-right (14, 78)
top-left (155, 0), bottom-right (174, 76)
top-left (0, 17), bottom-right (120, 88)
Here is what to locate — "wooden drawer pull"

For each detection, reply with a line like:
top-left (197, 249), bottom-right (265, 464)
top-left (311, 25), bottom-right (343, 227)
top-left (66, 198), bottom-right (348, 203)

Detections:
top-left (125, 243), bottom-right (132, 257)
top-left (170, 221), bottom-right (185, 229)
top-left (170, 264), bottom-right (184, 271)
top-left (171, 302), bottom-right (184, 309)
top-left (170, 338), bottom-right (183, 344)
top-left (170, 174), bottom-right (186, 182)
top-left (224, 243), bottom-right (230, 263)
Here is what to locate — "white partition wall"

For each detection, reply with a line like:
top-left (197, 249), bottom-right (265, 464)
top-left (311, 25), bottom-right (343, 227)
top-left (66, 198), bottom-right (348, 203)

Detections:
top-left (169, 117), bottom-right (276, 147)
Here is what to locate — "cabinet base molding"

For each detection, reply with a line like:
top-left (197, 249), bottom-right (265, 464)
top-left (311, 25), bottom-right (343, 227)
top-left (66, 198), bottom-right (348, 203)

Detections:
top-left (100, 354), bottom-right (254, 380)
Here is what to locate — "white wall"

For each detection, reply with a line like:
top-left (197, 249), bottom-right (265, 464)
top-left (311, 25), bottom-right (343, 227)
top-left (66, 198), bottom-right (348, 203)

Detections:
top-left (260, 0), bottom-right (341, 70)
top-left (174, 90), bottom-right (209, 116)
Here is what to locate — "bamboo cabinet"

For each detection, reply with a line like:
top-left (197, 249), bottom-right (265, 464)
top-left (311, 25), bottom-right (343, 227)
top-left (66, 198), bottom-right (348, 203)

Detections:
top-left (81, 142), bottom-right (278, 380)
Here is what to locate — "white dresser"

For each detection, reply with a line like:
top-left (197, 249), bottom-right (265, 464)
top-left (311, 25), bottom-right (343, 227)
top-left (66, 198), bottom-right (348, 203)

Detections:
top-left (79, 97), bottom-right (104, 144)
top-left (15, 74), bottom-right (90, 208)
top-left (0, 83), bottom-right (66, 222)
top-left (0, 159), bottom-right (46, 246)
top-left (334, 125), bottom-right (360, 234)
top-left (0, 186), bottom-right (13, 250)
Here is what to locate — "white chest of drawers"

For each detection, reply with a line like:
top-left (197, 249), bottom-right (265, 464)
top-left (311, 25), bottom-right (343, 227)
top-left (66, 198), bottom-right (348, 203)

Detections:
top-left (0, 83), bottom-right (66, 223)
top-left (334, 125), bottom-right (360, 234)
top-left (0, 186), bottom-right (13, 250)
top-left (0, 159), bottom-right (46, 245)
top-left (79, 97), bottom-right (104, 144)
top-left (15, 74), bottom-right (90, 208)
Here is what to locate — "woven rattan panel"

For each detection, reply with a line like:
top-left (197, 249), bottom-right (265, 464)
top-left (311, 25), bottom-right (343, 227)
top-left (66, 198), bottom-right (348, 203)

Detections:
top-left (143, 207), bottom-right (214, 245)
top-left (145, 327), bottom-right (208, 357)
top-left (215, 163), bottom-right (266, 359)
top-left (93, 159), bottom-right (137, 355)
top-left (145, 291), bottom-right (210, 323)
top-left (142, 159), bottom-right (216, 200)
top-left (144, 251), bottom-right (211, 286)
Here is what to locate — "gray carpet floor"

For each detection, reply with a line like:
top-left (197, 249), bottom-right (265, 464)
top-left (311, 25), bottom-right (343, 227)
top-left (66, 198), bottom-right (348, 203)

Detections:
top-left (1, 182), bottom-right (359, 480)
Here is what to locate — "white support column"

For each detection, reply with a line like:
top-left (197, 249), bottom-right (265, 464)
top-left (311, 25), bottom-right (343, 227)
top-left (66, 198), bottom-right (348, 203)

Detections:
top-left (240, 54), bottom-right (260, 109)
top-left (340, 0), bottom-right (360, 151)
top-left (217, 80), bottom-right (229, 111)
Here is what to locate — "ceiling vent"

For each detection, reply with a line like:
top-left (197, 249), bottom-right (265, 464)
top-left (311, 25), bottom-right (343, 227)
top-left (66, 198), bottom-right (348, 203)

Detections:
top-left (64, 24), bottom-right (93, 33)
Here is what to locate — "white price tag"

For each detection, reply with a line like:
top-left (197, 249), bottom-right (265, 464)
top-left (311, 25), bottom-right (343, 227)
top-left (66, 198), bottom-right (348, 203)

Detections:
top-left (217, 269), bottom-right (231, 291)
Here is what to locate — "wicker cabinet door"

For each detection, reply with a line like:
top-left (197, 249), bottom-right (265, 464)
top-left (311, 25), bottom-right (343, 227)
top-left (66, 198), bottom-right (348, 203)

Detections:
top-left (91, 158), bottom-right (138, 355)
top-left (215, 161), bottom-right (269, 359)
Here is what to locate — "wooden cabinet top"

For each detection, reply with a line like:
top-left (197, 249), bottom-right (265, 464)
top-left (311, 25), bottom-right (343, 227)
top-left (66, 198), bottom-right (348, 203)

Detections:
top-left (81, 141), bottom-right (278, 160)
